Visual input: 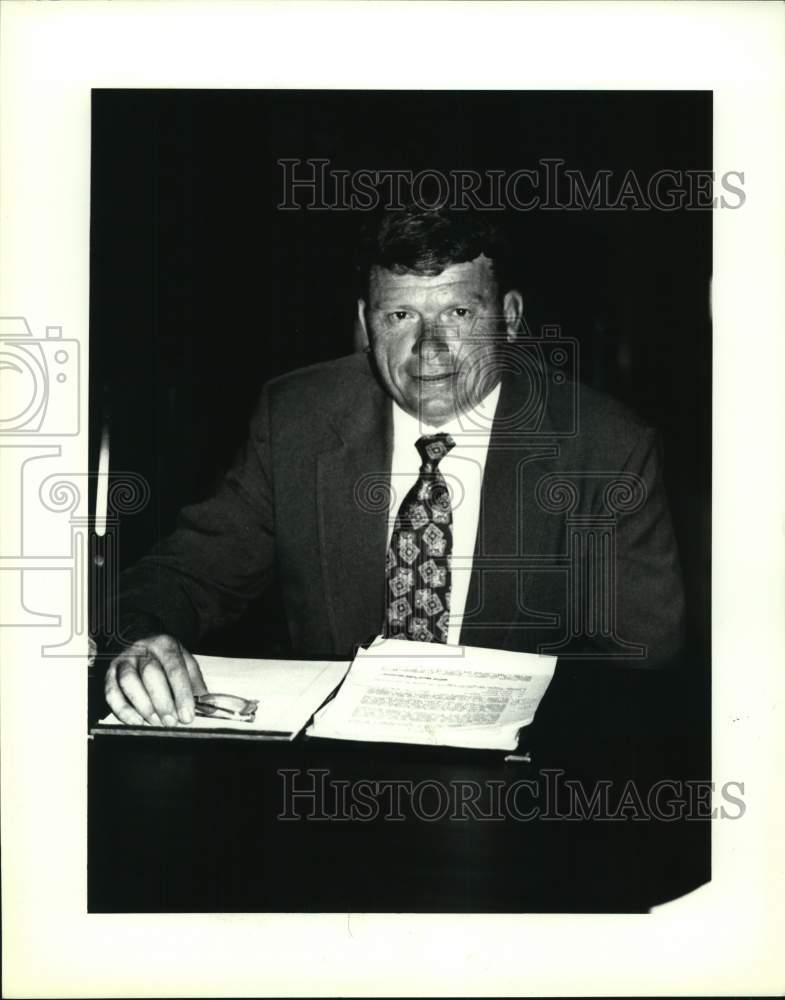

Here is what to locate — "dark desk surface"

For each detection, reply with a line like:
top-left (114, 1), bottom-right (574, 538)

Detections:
top-left (88, 724), bottom-right (709, 914)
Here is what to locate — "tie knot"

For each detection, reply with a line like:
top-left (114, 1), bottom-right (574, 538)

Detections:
top-left (416, 433), bottom-right (455, 471)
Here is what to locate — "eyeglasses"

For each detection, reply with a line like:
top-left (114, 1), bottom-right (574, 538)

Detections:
top-left (194, 692), bottom-right (259, 722)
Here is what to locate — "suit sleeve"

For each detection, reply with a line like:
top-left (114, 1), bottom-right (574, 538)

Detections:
top-left (114, 386), bottom-right (276, 651)
top-left (610, 425), bottom-right (686, 668)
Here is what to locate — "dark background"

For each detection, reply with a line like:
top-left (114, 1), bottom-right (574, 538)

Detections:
top-left (89, 87), bottom-right (711, 735)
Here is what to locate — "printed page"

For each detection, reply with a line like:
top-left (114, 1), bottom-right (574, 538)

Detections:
top-left (307, 638), bottom-right (557, 750)
top-left (95, 656), bottom-right (351, 739)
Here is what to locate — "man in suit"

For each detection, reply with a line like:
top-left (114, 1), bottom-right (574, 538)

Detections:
top-left (106, 206), bottom-right (685, 728)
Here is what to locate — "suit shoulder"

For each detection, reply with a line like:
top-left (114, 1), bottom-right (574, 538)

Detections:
top-left (576, 381), bottom-right (650, 433)
top-left (265, 353), bottom-right (375, 406)
top-left (554, 380), bottom-right (654, 462)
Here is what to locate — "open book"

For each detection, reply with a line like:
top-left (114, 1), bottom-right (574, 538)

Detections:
top-left (306, 638), bottom-right (556, 751)
top-left (93, 639), bottom-right (556, 750)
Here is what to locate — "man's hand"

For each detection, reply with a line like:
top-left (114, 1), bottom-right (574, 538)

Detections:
top-left (105, 635), bottom-right (207, 727)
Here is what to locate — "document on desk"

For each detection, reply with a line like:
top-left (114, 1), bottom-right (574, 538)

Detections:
top-left (306, 638), bottom-right (557, 750)
top-left (93, 655), bottom-right (351, 741)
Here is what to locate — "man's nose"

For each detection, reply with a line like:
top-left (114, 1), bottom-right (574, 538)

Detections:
top-left (415, 322), bottom-right (452, 363)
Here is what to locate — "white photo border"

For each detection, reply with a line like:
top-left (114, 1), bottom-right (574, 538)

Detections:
top-left (1, 1), bottom-right (784, 996)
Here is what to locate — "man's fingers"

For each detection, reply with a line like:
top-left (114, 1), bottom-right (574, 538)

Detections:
top-left (183, 648), bottom-right (208, 697)
top-left (105, 635), bottom-right (201, 727)
top-left (105, 662), bottom-right (149, 727)
top-left (107, 691), bottom-right (147, 727)
top-left (138, 655), bottom-right (179, 726)
top-left (116, 658), bottom-right (163, 725)
top-left (147, 636), bottom-right (197, 724)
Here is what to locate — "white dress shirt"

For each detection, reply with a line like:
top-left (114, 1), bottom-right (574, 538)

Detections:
top-left (388, 381), bottom-right (502, 645)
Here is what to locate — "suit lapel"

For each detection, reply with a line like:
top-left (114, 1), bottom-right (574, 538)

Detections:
top-left (459, 373), bottom-right (560, 650)
top-left (316, 374), bottom-right (392, 656)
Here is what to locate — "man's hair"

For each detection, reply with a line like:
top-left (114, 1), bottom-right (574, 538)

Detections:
top-left (354, 204), bottom-right (515, 295)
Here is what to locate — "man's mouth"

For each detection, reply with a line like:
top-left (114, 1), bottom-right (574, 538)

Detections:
top-left (415, 372), bottom-right (455, 383)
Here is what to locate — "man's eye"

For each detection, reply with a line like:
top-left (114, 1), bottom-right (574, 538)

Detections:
top-left (452, 308), bottom-right (472, 318)
top-left (389, 311), bottom-right (412, 322)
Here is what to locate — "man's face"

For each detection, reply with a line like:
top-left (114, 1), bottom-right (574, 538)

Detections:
top-left (360, 255), bottom-right (520, 427)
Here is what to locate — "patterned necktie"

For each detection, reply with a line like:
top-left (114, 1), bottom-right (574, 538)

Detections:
top-left (385, 433), bottom-right (455, 643)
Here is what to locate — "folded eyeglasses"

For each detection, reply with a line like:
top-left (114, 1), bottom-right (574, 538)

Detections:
top-left (194, 692), bottom-right (259, 722)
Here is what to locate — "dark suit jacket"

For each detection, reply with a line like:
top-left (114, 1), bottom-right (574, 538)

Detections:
top-left (118, 352), bottom-right (685, 668)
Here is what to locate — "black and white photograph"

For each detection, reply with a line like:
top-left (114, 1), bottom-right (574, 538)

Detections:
top-left (2, 2), bottom-right (783, 997)
top-left (88, 88), bottom-right (712, 914)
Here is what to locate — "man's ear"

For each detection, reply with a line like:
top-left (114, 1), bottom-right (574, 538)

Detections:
top-left (502, 290), bottom-right (524, 342)
top-left (355, 299), bottom-right (370, 353)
